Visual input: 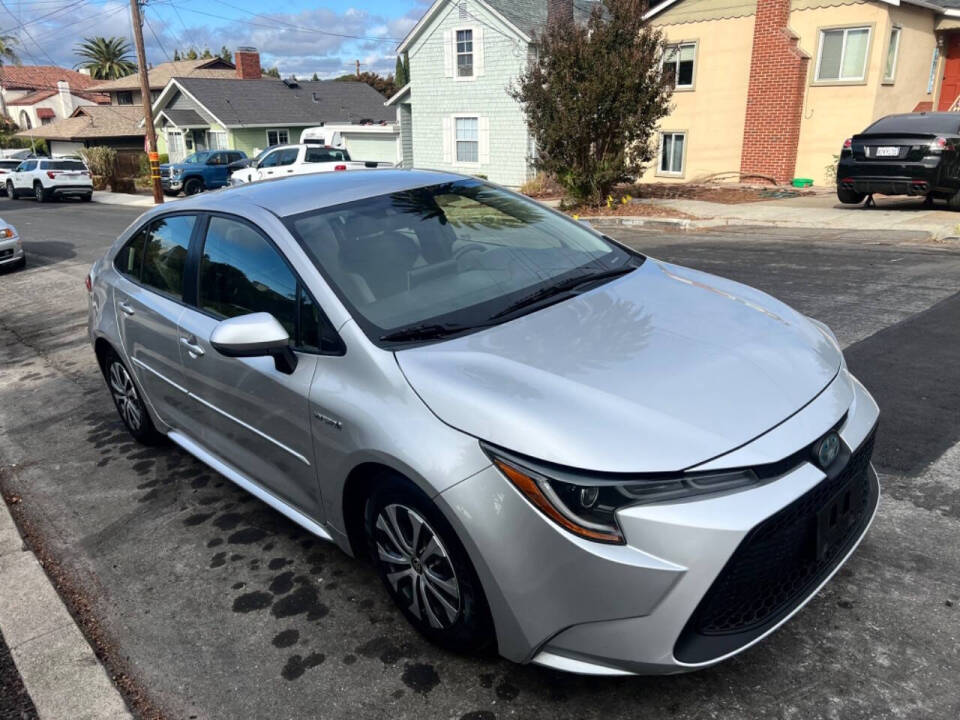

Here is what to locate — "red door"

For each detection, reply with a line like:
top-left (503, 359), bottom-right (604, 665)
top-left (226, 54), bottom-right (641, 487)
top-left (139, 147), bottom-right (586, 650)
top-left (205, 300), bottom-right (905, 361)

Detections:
top-left (939, 34), bottom-right (960, 110)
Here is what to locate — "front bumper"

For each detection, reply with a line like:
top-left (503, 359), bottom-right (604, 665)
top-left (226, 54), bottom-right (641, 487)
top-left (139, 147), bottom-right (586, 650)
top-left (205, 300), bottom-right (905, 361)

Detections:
top-left (437, 368), bottom-right (879, 674)
top-left (161, 177), bottom-right (182, 191)
top-left (0, 235), bottom-right (23, 266)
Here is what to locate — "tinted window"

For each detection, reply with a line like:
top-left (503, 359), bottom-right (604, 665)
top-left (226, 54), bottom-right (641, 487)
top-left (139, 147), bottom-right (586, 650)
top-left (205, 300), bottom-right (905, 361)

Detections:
top-left (140, 215), bottom-right (196, 298)
top-left (864, 113), bottom-right (960, 135)
top-left (198, 217), bottom-right (297, 336)
top-left (305, 148), bottom-right (347, 163)
top-left (206, 153), bottom-right (226, 166)
top-left (298, 287), bottom-right (341, 353)
top-left (259, 150), bottom-right (283, 168)
top-left (18, 161), bottom-right (36, 172)
top-left (227, 153), bottom-right (243, 163)
top-left (114, 228), bottom-right (146, 279)
top-left (275, 149), bottom-right (298, 166)
top-left (45, 160), bottom-right (86, 170)
top-left (0, 160), bottom-right (20, 169)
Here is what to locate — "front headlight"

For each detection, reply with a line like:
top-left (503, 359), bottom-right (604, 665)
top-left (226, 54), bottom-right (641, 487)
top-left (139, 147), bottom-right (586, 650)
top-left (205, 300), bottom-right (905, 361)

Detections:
top-left (0, 227), bottom-right (14, 239)
top-left (170, 168), bottom-right (182, 177)
top-left (484, 445), bottom-right (759, 545)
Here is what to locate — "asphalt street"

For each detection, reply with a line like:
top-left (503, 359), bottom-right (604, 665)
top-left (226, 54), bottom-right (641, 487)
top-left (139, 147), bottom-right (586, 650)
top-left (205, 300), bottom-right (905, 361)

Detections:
top-left (0, 200), bottom-right (958, 720)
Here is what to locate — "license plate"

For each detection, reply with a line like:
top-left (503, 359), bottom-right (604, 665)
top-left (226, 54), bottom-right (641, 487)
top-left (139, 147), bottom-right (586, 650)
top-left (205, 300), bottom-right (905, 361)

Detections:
top-left (816, 476), bottom-right (864, 560)
top-left (875, 146), bottom-right (899, 157)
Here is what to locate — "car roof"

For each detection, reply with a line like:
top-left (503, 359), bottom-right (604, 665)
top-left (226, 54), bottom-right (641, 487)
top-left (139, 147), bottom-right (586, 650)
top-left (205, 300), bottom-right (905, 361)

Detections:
top-left (148, 168), bottom-right (467, 219)
top-left (862, 112), bottom-right (960, 135)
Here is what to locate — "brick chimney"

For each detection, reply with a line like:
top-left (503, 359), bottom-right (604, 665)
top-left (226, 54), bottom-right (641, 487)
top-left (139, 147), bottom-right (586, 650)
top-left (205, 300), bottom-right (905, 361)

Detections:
top-left (547, 0), bottom-right (574, 27)
top-left (739, 0), bottom-right (810, 184)
top-left (235, 47), bottom-right (261, 80)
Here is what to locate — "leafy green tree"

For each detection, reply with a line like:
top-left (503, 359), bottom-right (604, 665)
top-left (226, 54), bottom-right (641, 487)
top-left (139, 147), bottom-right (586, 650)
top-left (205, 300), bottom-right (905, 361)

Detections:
top-left (262, 65), bottom-right (280, 78)
top-left (219, 46), bottom-right (232, 62)
top-left (311, 72), bottom-right (319, 81)
top-left (74, 36), bottom-right (136, 80)
top-left (185, 48), bottom-right (199, 60)
top-left (335, 71), bottom-right (396, 99)
top-left (510, 0), bottom-right (672, 204)
top-left (394, 55), bottom-right (407, 87)
top-left (173, 48), bottom-right (181, 61)
top-left (201, 47), bottom-right (213, 59)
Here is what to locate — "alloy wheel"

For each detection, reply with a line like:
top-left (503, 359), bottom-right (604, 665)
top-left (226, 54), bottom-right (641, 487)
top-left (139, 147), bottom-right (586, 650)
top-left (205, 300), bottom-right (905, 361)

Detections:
top-left (108, 360), bottom-right (142, 432)
top-left (374, 503), bottom-right (461, 629)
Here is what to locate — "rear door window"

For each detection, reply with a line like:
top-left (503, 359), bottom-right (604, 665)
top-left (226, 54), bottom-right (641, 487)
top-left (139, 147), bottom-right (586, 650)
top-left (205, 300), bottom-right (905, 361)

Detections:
top-left (276, 149), bottom-right (299, 166)
top-left (140, 215), bottom-right (197, 299)
top-left (305, 148), bottom-right (347, 163)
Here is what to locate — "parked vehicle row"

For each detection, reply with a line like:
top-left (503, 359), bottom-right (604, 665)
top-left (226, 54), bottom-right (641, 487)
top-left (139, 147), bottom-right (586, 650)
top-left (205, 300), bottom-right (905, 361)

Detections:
top-left (87, 169), bottom-right (879, 676)
top-left (228, 144), bottom-right (393, 186)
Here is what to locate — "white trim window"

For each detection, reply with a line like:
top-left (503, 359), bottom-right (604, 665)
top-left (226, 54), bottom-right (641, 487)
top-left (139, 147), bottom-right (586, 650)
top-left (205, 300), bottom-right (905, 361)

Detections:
top-left (266, 128), bottom-right (289, 146)
top-left (662, 42), bottom-right (696, 89)
top-left (884, 26), bottom-right (901, 83)
top-left (455, 117), bottom-right (479, 163)
top-left (816, 27), bottom-right (871, 82)
top-left (456, 29), bottom-right (474, 77)
top-left (209, 130), bottom-right (228, 150)
top-left (659, 132), bottom-right (686, 176)
top-left (167, 130), bottom-right (185, 163)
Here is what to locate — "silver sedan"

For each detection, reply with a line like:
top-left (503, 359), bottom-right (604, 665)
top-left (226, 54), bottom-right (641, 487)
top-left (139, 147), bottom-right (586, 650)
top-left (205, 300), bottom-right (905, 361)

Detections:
top-left (86, 170), bottom-right (879, 675)
top-left (0, 217), bottom-right (23, 271)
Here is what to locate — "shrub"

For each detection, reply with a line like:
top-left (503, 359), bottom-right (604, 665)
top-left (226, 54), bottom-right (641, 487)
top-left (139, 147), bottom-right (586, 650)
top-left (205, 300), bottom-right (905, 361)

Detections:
top-left (511, 0), bottom-right (673, 206)
top-left (519, 172), bottom-right (563, 198)
top-left (79, 146), bottom-right (118, 178)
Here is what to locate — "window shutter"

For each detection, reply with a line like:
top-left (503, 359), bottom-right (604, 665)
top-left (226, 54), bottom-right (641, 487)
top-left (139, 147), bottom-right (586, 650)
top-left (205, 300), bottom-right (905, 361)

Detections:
top-left (442, 116), bottom-right (453, 163)
top-left (475, 26), bottom-right (485, 77)
top-left (443, 29), bottom-right (453, 77)
top-left (478, 116), bottom-right (490, 164)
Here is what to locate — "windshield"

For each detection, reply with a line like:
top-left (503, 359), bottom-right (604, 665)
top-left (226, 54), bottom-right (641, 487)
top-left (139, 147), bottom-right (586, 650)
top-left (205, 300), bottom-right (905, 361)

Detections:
top-left (183, 152), bottom-right (213, 164)
top-left (285, 180), bottom-right (640, 345)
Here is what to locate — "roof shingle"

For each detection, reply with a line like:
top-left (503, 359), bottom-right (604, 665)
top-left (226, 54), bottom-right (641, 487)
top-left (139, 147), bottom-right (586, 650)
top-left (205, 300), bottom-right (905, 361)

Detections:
top-left (87, 58), bottom-right (238, 93)
top-left (16, 105), bottom-right (144, 140)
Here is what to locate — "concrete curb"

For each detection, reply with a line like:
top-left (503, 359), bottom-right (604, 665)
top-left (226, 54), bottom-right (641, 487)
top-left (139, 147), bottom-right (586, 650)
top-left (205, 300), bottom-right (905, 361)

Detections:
top-left (91, 191), bottom-right (154, 208)
top-left (0, 493), bottom-right (132, 720)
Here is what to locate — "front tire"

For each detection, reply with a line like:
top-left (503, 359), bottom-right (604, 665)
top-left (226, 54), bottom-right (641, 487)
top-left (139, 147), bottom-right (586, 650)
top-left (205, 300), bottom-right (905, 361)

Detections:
top-left (103, 350), bottom-right (163, 445)
top-left (183, 177), bottom-right (203, 195)
top-left (162, 189), bottom-right (179, 197)
top-left (365, 478), bottom-right (494, 653)
top-left (837, 187), bottom-right (865, 204)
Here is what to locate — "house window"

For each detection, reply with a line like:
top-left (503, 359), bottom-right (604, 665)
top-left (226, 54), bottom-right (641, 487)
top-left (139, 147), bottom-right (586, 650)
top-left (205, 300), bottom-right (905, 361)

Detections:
top-left (455, 117), bottom-right (478, 163)
top-left (456, 29), bottom-right (473, 77)
top-left (116, 91), bottom-right (134, 105)
top-left (209, 130), bottom-right (228, 150)
top-left (816, 27), bottom-right (870, 82)
top-left (884, 27), bottom-right (901, 82)
top-left (167, 130), bottom-right (185, 162)
top-left (266, 129), bottom-right (289, 146)
top-left (18, 110), bottom-right (31, 129)
top-left (662, 42), bottom-right (696, 88)
top-left (659, 132), bottom-right (685, 176)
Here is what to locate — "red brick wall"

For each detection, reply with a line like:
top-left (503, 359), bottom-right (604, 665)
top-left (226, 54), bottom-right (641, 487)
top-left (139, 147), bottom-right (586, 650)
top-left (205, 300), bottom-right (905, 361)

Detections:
top-left (739, 0), bottom-right (810, 183)
top-left (235, 48), bottom-right (261, 80)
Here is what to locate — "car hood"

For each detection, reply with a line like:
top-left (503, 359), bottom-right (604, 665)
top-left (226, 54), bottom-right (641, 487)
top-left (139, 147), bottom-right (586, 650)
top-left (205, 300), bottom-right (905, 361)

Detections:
top-left (395, 259), bottom-right (842, 473)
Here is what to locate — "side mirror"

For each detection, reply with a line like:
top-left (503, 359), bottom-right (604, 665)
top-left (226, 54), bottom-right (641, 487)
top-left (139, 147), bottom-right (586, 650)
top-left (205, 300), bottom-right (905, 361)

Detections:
top-left (209, 312), bottom-right (298, 374)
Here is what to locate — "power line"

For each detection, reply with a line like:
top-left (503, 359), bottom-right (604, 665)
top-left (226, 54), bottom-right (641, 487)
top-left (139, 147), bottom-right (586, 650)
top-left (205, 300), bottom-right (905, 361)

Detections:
top-left (0, 0), bottom-right (85, 33)
top-left (143, 7), bottom-right (172, 63)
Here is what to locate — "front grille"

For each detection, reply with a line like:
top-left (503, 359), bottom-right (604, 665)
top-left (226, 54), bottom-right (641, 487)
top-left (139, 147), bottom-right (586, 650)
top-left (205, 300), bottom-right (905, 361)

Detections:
top-left (674, 429), bottom-right (878, 663)
top-left (160, 168), bottom-right (170, 178)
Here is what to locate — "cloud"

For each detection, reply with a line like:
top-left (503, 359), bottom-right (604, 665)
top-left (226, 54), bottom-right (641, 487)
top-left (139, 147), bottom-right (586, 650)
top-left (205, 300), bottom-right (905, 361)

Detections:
top-left (5, 1), bottom-right (419, 79)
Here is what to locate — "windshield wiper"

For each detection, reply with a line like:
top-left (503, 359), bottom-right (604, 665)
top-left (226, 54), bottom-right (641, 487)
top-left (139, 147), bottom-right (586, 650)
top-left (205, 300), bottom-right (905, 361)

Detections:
top-left (489, 265), bottom-right (636, 321)
top-left (380, 322), bottom-right (485, 343)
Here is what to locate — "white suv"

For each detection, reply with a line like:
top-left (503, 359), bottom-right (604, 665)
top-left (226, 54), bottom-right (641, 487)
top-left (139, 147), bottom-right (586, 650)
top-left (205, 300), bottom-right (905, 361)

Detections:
top-left (7, 158), bottom-right (93, 203)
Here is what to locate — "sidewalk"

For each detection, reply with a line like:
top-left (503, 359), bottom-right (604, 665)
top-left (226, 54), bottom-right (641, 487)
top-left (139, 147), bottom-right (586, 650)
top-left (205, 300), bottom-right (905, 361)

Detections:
top-left (0, 492), bottom-right (131, 720)
top-left (91, 190), bottom-right (155, 208)
top-left (554, 192), bottom-right (960, 241)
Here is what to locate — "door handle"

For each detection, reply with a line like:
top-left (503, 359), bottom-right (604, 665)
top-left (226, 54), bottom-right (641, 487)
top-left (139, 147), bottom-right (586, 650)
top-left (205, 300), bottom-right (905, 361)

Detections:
top-left (118, 301), bottom-right (135, 316)
top-left (286, 169), bottom-right (294, 173)
top-left (180, 337), bottom-right (205, 357)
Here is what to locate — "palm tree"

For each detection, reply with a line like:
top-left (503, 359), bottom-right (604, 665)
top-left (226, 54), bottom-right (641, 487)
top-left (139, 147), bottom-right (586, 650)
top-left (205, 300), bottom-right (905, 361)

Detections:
top-left (74, 37), bottom-right (136, 80)
top-left (0, 33), bottom-right (20, 120)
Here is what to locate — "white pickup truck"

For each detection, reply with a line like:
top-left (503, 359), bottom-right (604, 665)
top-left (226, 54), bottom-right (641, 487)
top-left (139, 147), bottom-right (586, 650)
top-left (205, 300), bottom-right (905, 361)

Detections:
top-left (228, 144), bottom-right (392, 186)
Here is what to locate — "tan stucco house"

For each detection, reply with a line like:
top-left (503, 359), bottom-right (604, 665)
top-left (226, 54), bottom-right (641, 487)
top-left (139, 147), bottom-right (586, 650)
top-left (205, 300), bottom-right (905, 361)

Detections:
top-left (643, 0), bottom-right (960, 185)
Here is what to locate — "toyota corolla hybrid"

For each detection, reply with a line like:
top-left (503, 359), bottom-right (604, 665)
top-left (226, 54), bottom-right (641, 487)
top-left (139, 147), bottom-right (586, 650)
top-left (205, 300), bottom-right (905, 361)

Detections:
top-left (87, 170), bottom-right (879, 675)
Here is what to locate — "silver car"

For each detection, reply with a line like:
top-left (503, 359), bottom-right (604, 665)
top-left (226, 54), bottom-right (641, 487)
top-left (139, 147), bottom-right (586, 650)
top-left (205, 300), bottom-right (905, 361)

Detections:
top-left (87, 170), bottom-right (879, 675)
top-left (0, 216), bottom-right (24, 270)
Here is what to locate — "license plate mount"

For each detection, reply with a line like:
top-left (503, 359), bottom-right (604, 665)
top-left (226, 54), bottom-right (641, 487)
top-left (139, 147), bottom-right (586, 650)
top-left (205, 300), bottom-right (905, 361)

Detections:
top-left (875, 146), bottom-right (900, 158)
top-left (816, 475), bottom-right (864, 561)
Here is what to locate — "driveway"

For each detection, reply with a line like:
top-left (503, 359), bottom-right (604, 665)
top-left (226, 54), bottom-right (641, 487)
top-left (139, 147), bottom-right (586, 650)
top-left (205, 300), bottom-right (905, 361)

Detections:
top-left (0, 205), bottom-right (958, 720)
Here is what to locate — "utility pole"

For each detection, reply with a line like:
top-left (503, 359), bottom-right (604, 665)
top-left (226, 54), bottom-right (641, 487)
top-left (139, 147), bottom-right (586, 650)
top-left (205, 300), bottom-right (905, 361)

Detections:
top-left (355, 59), bottom-right (360, 78)
top-left (130, 0), bottom-right (163, 204)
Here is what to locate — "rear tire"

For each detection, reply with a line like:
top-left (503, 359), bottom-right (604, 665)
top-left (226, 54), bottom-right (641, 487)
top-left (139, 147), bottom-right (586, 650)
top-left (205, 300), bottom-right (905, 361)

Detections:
top-left (183, 177), bottom-right (203, 195)
top-left (837, 187), bottom-right (865, 205)
top-left (81, 193), bottom-right (92, 202)
top-left (364, 477), bottom-right (494, 654)
top-left (6, 181), bottom-right (17, 199)
top-left (33, 183), bottom-right (47, 203)
top-left (102, 349), bottom-right (164, 445)
top-left (948, 189), bottom-right (960, 211)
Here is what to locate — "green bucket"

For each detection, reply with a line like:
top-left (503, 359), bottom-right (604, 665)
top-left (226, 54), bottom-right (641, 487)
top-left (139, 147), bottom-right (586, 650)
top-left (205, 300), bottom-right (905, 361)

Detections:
top-left (792, 178), bottom-right (813, 188)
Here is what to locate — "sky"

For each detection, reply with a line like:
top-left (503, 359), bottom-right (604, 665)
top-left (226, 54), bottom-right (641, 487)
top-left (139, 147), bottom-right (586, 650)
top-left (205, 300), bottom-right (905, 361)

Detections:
top-left (0, 0), bottom-right (432, 79)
